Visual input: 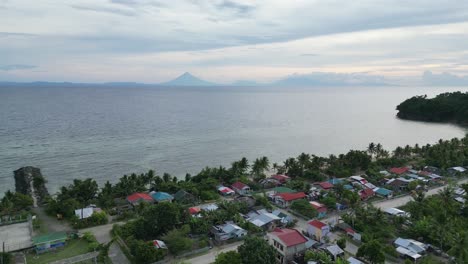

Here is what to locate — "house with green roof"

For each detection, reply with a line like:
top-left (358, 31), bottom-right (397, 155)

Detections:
top-left (32, 232), bottom-right (68, 253)
top-left (375, 188), bottom-right (393, 198)
top-left (173, 190), bottom-right (197, 205)
top-left (273, 187), bottom-right (296, 194)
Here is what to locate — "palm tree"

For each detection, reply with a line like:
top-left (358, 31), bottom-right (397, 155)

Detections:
top-left (298, 153), bottom-right (310, 177)
top-left (239, 157), bottom-right (249, 175)
top-left (367, 142), bottom-right (376, 156)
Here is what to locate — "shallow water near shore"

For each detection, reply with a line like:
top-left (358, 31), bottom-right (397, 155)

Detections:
top-left (0, 85), bottom-right (467, 194)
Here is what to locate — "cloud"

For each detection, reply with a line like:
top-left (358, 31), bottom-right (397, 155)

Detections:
top-left (214, 0), bottom-right (255, 16)
top-left (274, 72), bottom-right (388, 86)
top-left (0, 64), bottom-right (37, 71)
top-left (71, 4), bottom-right (136, 16)
top-left (422, 71), bottom-right (468, 86)
top-left (1, 1), bottom-right (468, 83)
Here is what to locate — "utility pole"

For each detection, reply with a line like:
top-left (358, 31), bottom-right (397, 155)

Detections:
top-left (1, 241), bottom-right (4, 264)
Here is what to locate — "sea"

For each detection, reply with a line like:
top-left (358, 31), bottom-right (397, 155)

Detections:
top-left (1, 85), bottom-right (467, 194)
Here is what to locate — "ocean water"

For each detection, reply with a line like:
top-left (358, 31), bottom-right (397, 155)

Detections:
top-left (0, 85), bottom-right (467, 194)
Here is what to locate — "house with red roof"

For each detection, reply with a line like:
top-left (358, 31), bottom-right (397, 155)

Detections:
top-left (267, 228), bottom-right (309, 264)
top-left (307, 220), bottom-right (330, 242)
top-left (231, 181), bottom-right (251, 195)
top-left (270, 174), bottom-right (291, 185)
top-left (310, 201), bottom-right (327, 218)
top-left (217, 186), bottom-right (235, 196)
top-left (126, 192), bottom-right (154, 206)
top-left (359, 188), bottom-right (375, 200)
top-left (315, 181), bottom-right (334, 190)
top-left (274, 192), bottom-right (307, 208)
top-left (389, 167), bottom-right (409, 175)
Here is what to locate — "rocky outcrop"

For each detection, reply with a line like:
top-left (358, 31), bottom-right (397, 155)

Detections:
top-left (14, 166), bottom-right (49, 206)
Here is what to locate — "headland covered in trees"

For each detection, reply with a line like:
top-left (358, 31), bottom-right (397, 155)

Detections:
top-left (396, 91), bottom-right (468, 125)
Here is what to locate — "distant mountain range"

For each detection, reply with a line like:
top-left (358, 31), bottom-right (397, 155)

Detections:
top-left (0, 71), bottom-right (395, 87)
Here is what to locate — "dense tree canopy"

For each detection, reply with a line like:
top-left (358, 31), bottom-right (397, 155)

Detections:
top-left (397, 92), bottom-right (468, 124)
top-left (238, 236), bottom-right (277, 264)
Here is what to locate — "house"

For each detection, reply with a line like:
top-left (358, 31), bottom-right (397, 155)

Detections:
top-left (247, 210), bottom-right (281, 231)
top-left (272, 210), bottom-right (294, 225)
top-left (349, 175), bottom-right (368, 184)
top-left (374, 187), bottom-right (393, 198)
top-left (389, 167), bottom-right (409, 175)
top-left (188, 207), bottom-right (201, 216)
top-left (150, 191), bottom-right (174, 203)
top-left (394, 237), bottom-right (427, 255)
top-left (423, 166), bottom-right (441, 174)
top-left (74, 207), bottom-right (102, 220)
top-left (211, 222), bottom-right (247, 242)
top-left (315, 181), bottom-right (334, 190)
top-left (274, 192), bottom-right (307, 208)
top-left (200, 203), bottom-right (219, 212)
top-left (271, 174), bottom-right (291, 185)
top-left (267, 228), bottom-right (309, 264)
top-left (126, 192), bottom-right (154, 206)
top-left (384, 208), bottom-right (409, 217)
top-left (328, 178), bottom-right (344, 185)
top-left (347, 257), bottom-right (364, 264)
top-left (307, 220), bottom-right (330, 242)
top-left (173, 190), bottom-right (197, 205)
top-left (33, 232), bottom-right (68, 254)
top-left (310, 201), bottom-right (327, 218)
top-left (448, 166), bottom-right (467, 175)
top-left (396, 246), bottom-right (422, 262)
top-left (152, 240), bottom-right (168, 249)
top-left (231, 181), bottom-right (251, 195)
top-left (218, 186), bottom-right (235, 196)
top-left (324, 244), bottom-right (345, 260)
top-left (386, 178), bottom-right (409, 191)
top-left (359, 188), bottom-right (375, 200)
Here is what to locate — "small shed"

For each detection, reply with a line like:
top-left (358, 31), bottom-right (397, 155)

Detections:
top-left (33, 232), bottom-right (68, 254)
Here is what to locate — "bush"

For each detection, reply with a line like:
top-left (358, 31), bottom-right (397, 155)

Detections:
top-left (88, 241), bottom-right (100, 252)
top-left (291, 199), bottom-right (318, 219)
top-left (127, 238), bottom-right (165, 264)
top-left (83, 231), bottom-right (98, 243)
top-left (162, 225), bottom-right (193, 255)
top-left (200, 190), bottom-right (219, 201)
top-left (73, 211), bottom-right (108, 229)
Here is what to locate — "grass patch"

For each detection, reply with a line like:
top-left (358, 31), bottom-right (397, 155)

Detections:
top-left (26, 239), bottom-right (90, 264)
top-left (32, 217), bottom-right (48, 235)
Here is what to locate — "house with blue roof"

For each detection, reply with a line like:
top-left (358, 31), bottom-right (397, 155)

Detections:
top-left (150, 191), bottom-right (174, 203)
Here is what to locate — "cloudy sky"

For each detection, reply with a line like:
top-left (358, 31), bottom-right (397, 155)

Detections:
top-left (1, 0), bottom-right (468, 84)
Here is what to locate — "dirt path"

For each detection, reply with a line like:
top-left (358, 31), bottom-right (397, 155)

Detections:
top-left (32, 207), bottom-right (71, 234)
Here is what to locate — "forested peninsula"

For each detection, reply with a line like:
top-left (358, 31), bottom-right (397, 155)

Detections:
top-left (396, 92), bottom-right (468, 125)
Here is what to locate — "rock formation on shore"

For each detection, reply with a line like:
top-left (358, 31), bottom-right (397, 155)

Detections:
top-left (14, 166), bottom-right (49, 206)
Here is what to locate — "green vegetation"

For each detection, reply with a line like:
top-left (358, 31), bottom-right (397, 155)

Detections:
top-left (290, 199), bottom-right (318, 218)
top-left (0, 252), bottom-right (12, 264)
top-left (304, 250), bottom-right (333, 264)
top-left (397, 92), bottom-right (468, 124)
top-left (0, 190), bottom-right (33, 215)
top-left (162, 225), bottom-right (193, 255)
top-left (26, 239), bottom-right (90, 264)
top-left (214, 250), bottom-right (242, 264)
top-left (356, 239), bottom-right (386, 264)
top-left (238, 236), bottom-right (277, 264)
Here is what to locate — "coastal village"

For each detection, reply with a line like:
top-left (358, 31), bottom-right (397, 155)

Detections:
top-left (1, 137), bottom-right (468, 264)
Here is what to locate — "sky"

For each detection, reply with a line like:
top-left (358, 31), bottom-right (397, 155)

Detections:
top-left (1, 0), bottom-right (468, 85)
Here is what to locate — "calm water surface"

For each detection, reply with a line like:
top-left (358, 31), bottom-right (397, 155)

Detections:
top-left (0, 85), bottom-right (467, 194)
